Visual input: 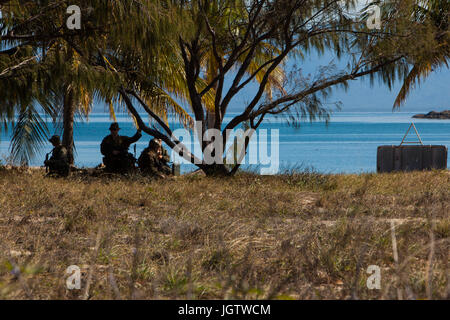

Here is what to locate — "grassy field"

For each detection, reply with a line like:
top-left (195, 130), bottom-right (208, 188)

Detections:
top-left (0, 167), bottom-right (448, 300)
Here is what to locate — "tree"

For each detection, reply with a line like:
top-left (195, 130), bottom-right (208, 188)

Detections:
top-left (1, 0), bottom-right (191, 165)
top-left (116, 0), bottom-right (431, 175)
top-left (0, 0), bottom-right (113, 164)
top-left (1, 0), bottom-right (441, 172)
top-left (392, 0), bottom-right (449, 107)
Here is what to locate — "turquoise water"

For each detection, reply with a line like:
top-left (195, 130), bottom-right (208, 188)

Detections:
top-left (1, 112), bottom-right (449, 173)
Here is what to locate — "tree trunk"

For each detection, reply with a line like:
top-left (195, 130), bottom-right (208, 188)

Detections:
top-left (62, 87), bottom-right (75, 166)
top-left (206, 110), bottom-right (215, 130)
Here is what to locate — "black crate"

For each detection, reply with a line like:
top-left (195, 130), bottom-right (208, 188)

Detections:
top-left (377, 145), bottom-right (448, 173)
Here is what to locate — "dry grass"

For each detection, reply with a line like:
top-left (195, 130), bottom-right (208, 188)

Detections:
top-left (0, 167), bottom-right (448, 300)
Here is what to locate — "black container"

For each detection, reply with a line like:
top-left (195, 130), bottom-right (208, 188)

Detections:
top-left (377, 145), bottom-right (448, 173)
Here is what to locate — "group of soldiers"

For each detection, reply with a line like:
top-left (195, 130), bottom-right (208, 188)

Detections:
top-left (45, 122), bottom-right (172, 177)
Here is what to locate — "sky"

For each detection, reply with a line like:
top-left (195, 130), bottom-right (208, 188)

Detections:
top-left (326, 68), bottom-right (450, 112)
top-left (92, 63), bottom-right (450, 115)
top-left (3, 1), bottom-right (447, 115)
top-left (87, 0), bottom-right (449, 115)
top-left (218, 53), bottom-right (450, 113)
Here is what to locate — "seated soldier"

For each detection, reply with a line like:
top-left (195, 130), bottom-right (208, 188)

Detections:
top-left (44, 135), bottom-right (70, 177)
top-left (156, 138), bottom-right (171, 168)
top-left (138, 138), bottom-right (172, 178)
top-left (100, 122), bottom-right (142, 173)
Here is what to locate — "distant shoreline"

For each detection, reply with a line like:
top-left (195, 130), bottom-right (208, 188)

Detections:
top-left (413, 110), bottom-right (450, 119)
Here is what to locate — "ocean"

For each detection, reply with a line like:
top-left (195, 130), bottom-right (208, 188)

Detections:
top-left (1, 112), bottom-right (449, 174)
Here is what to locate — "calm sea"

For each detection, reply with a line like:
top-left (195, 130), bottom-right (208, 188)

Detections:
top-left (1, 112), bottom-right (449, 174)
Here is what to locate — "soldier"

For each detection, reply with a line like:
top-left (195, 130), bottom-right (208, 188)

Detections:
top-left (100, 122), bottom-right (142, 173)
top-left (138, 138), bottom-right (172, 178)
top-left (44, 135), bottom-right (70, 177)
top-left (156, 139), bottom-right (171, 165)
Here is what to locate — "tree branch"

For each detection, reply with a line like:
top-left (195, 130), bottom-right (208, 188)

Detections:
top-left (0, 55), bottom-right (38, 79)
top-left (253, 56), bottom-right (404, 118)
top-left (119, 88), bottom-right (204, 167)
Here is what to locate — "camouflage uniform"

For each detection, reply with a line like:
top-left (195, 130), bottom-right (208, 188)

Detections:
top-left (138, 140), bottom-right (172, 177)
top-left (45, 136), bottom-right (70, 176)
top-left (100, 124), bottom-right (142, 173)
